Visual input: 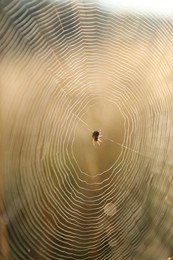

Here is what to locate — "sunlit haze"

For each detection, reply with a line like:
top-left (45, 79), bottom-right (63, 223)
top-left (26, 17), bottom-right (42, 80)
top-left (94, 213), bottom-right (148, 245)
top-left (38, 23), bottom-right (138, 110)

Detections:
top-left (100, 0), bottom-right (173, 15)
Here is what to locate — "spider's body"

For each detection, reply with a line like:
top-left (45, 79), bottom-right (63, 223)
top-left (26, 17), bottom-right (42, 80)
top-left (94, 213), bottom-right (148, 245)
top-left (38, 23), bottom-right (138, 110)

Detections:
top-left (92, 130), bottom-right (99, 142)
top-left (92, 130), bottom-right (102, 145)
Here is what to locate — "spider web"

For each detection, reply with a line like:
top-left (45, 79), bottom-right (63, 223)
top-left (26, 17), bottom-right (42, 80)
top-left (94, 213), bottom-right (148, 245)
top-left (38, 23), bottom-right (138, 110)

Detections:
top-left (1, 0), bottom-right (173, 259)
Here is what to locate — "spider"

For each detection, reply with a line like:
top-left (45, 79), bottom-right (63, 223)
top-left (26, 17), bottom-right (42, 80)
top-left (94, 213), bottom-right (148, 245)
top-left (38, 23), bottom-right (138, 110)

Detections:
top-left (92, 130), bottom-right (102, 145)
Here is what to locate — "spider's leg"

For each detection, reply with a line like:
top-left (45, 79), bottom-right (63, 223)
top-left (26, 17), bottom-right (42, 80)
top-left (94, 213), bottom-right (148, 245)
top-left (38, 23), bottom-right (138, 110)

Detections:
top-left (99, 130), bottom-right (103, 138)
top-left (93, 139), bottom-right (95, 146)
top-left (98, 138), bottom-right (102, 144)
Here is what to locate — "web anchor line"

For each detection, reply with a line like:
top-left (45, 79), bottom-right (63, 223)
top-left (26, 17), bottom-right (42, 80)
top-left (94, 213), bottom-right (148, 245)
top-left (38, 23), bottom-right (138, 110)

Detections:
top-left (69, 109), bottom-right (144, 156)
top-left (60, 87), bottom-right (143, 155)
top-left (105, 138), bottom-right (144, 156)
top-left (68, 106), bottom-right (143, 156)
